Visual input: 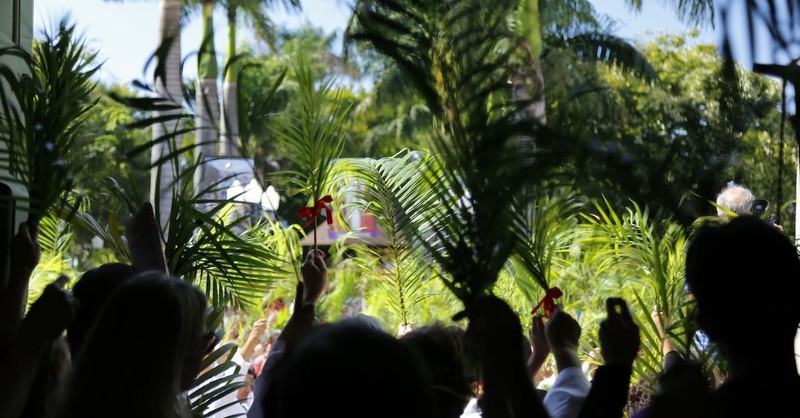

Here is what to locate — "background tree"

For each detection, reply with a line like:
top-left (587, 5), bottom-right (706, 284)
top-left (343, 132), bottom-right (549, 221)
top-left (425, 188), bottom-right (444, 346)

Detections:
top-left (220, 0), bottom-right (301, 156)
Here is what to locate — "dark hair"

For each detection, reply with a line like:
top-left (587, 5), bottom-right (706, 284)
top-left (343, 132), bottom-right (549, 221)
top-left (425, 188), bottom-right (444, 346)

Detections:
top-left (57, 272), bottom-right (207, 418)
top-left (686, 216), bottom-right (800, 353)
top-left (262, 321), bottom-right (435, 418)
top-left (401, 324), bottom-right (473, 418)
top-left (67, 263), bottom-right (141, 356)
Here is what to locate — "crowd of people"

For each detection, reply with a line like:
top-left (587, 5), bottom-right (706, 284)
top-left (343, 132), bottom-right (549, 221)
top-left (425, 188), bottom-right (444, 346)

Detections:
top-left (1, 183), bottom-right (799, 418)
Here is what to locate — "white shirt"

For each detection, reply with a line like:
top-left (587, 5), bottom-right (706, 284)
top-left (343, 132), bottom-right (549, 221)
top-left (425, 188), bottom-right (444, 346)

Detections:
top-left (542, 367), bottom-right (591, 418)
top-left (201, 351), bottom-right (252, 418)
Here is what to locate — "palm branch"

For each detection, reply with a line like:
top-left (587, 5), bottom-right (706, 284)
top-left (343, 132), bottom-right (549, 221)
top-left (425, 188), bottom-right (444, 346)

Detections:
top-left (25, 213), bottom-right (72, 309)
top-left (579, 199), bottom-right (706, 387)
top-left (335, 151), bottom-right (439, 328)
top-left (508, 189), bottom-right (585, 305)
top-left (189, 307), bottom-right (247, 418)
top-left (350, 0), bottom-right (579, 306)
top-left (545, 29), bottom-right (659, 83)
top-left (0, 19), bottom-right (100, 227)
top-left (624, 0), bottom-right (715, 28)
top-left (271, 60), bottom-right (352, 250)
top-left (100, 59), bottom-right (290, 309)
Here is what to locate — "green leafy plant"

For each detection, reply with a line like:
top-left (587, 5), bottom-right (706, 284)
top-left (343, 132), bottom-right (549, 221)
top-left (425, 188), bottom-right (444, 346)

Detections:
top-left (0, 19), bottom-right (100, 227)
top-left (350, 0), bottom-right (579, 307)
top-left (272, 61), bottom-right (352, 250)
top-left (335, 151), bottom-right (439, 328)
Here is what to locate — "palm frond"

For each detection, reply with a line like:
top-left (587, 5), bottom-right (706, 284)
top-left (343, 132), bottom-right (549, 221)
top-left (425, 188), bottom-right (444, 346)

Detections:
top-left (162, 171), bottom-right (289, 308)
top-left (351, 0), bottom-right (581, 305)
top-left (0, 18), bottom-right (100, 225)
top-left (508, 189), bottom-right (585, 303)
top-left (271, 60), bottom-right (352, 247)
top-left (25, 213), bottom-right (72, 309)
top-left (334, 151), bottom-right (439, 327)
top-left (580, 199), bottom-right (694, 385)
top-left (546, 31), bottom-right (659, 83)
top-left (624, 0), bottom-right (714, 28)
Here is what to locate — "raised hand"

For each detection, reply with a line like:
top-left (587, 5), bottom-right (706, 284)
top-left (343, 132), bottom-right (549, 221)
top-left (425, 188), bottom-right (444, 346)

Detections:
top-left (2, 222), bottom-right (43, 333)
top-left (599, 298), bottom-right (640, 366)
top-left (545, 306), bottom-right (581, 352)
top-left (250, 319), bottom-right (267, 339)
top-left (125, 202), bottom-right (168, 273)
top-left (10, 221), bottom-right (41, 275)
top-left (24, 280), bottom-right (76, 341)
top-left (528, 315), bottom-right (550, 381)
top-left (300, 250), bottom-right (328, 304)
top-left (545, 306), bottom-right (583, 371)
top-left (279, 281), bottom-right (317, 351)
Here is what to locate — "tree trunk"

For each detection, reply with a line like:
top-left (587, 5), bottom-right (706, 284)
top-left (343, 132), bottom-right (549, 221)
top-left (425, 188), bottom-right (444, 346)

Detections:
top-left (195, 0), bottom-right (220, 194)
top-left (152, 0), bottom-right (183, 232)
top-left (221, 6), bottom-right (240, 157)
top-left (517, 0), bottom-right (546, 123)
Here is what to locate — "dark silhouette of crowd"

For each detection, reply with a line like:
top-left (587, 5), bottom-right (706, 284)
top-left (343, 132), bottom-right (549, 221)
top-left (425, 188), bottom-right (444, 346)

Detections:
top-left (2, 200), bottom-right (799, 418)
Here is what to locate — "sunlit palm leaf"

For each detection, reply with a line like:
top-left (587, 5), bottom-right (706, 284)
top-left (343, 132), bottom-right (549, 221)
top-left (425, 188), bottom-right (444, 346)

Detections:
top-left (334, 151), bottom-right (440, 327)
top-left (25, 213), bottom-right (72, 309)
top-left (352, 0), bottom-right (582, 305)
top-left (0, 19), bottom-right (100, 225)
top-left (509, 189), bottom-right (585, 303)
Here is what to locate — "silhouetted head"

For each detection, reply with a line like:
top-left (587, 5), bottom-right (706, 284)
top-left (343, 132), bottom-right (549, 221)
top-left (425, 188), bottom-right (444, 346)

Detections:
top-left (67, 263), bottom-right (141, 356)
top-left (57, 272), bottom-right (207, 418)
top-left (401, 324), bottom-right (474, 418)
top-left (263, 321), bottom-right (435, 418)
top-left (686, 216), bottom-right (800, 360)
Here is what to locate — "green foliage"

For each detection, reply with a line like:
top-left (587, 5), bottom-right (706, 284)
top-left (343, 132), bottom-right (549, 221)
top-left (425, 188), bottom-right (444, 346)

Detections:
top-left (26, 213), bottom-right (72, 309)
top-left (335, 151), bottom-right (439, 326)
top-left (272, 61), bottom-right (352, 247)
top-left (351, 0), bottom-right (581, 304)
top-left (580, 200), bottom-right (691, 386)
top-left (0, 19), bottom-right (100, 223)
top-left (549, 33), bottom-right (792, 226)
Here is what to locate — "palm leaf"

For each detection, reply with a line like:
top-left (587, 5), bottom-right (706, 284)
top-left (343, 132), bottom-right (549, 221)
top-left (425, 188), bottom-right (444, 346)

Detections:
top-left (351, 0), bottom-right (581, 306)
top-left (545, 31), bottom-right (660, 83)
top-left (334, 151), bottom-right (439, 327)
top-left (25, 213), bottom-right (72, 309)
top-left (508, 189), bottom-right (585, 303)
top-left (271, 60), bottom-right (352, 248)
top-left (0, 18), bottom-right (100, 225)
top-left (189, 308), bottom-right (247, 417)
top-left (624, 0), bottom-right (714, 28)
top-left (580, 199), bottom-right (696, 385)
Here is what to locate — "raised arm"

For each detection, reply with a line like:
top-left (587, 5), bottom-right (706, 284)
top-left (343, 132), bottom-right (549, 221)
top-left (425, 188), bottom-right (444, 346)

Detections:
top-left (0, 222), bottom-right (41, 338)
top-left (578, 298), bottom-right (640, 418)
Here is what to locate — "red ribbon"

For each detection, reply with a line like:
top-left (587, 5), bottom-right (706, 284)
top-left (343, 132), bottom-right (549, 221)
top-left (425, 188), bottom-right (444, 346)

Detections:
top-left (297, 195), bottom-right (333, 225)
top-left (530, 287), bottom-right (563, 318)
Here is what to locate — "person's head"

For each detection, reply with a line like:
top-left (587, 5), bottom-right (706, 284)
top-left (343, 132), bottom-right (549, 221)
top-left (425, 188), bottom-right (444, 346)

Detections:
top-left (58, 272), bottom-right (207, 418)
top-left (715, 183), bottom-right (755, 219)
top-left (262, 321), bottom-right (434, 418)
top-left (685, 216), bottom-right (800, 361)
top-left (401, 324), bottom-right (474, 418)
top-left (68, 263), bottom-right (141, 356)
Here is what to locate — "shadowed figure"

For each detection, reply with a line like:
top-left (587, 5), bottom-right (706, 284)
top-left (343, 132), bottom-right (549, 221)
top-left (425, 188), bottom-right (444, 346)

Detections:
top-left (647, 216), bottom-right (800, 417)
top-left (66, 263), bottom-right (141, 357)
top-left (261, 321), bottom-right (435, 418)
top-left (56, 272), bottom-right (207, 418)
top-left (401, 324), bottom-right (475, 418)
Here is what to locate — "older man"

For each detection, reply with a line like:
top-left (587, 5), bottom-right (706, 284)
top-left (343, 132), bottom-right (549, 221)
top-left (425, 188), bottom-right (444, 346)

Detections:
top-left (715, 183), bottom-right (756, 218)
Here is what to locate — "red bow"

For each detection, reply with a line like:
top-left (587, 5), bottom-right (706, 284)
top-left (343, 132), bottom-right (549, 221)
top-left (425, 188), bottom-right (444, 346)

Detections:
top-left (297, 195), bottom-right (333, 225)
top-left (531, 287), bottom-right (563, 318)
